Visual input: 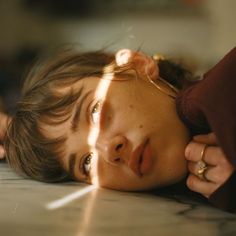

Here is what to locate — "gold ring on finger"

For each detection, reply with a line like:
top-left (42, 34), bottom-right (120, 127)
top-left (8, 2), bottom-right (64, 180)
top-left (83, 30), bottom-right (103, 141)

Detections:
top-left (197, 144), bottom-right (208, 181)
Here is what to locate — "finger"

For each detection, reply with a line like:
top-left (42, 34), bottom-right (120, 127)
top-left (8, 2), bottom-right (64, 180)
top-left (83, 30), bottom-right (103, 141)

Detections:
top-left (187, 162), bottom-right (219, 184)
top-left (187, 161), bottom-right (213, 181)
top-left (193, 132), bottom-right (219, 145)
top-left (186, 174), bottom-right (217, 198)
top-left (205, 165), bottom-right (234, 185)
top-left (202, 146), bottom-right (227, 166)
top-left (186, 143), bottom-right (230, 166)
top-left (0, 145), bottom-right (5, 159)
top-left (0, 112), bottom-right (11, 138)
top-left (187, 161), bottom-right (208, 177)
top-left (185, 142), bottom-right (208, 162)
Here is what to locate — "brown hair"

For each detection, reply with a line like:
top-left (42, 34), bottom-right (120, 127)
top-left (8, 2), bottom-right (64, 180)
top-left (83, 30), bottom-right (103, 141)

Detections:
top-left (4, 49), bottom-right (194, 183)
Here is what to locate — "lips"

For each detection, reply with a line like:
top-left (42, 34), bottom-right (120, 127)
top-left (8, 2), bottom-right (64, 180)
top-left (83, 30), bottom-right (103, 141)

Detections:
top-left (128, 139), bottom-right (153, 177)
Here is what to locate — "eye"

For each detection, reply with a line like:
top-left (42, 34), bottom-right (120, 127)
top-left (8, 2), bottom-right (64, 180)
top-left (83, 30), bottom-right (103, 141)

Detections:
top-left (90, 100), bottom-right (102, 124)
top-left (82, 153), bottom-right (92, 177)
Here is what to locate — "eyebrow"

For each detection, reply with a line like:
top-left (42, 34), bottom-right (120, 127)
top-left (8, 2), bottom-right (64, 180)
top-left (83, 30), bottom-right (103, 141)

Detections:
top-left (71, 89), bottom-right (91, 132)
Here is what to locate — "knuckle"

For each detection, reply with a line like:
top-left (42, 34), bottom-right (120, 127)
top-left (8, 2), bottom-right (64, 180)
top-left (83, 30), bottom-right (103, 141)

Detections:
top-left (210, 172), bottom-right (221, 183)
top-left (186, 175), bottom-right (195, 190)
top-left (185, 142), bottom-right (197, 160)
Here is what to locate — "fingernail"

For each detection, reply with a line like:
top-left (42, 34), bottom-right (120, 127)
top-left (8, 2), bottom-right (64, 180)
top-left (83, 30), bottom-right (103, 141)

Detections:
top-left (185, 145), bottom-right (190, 159)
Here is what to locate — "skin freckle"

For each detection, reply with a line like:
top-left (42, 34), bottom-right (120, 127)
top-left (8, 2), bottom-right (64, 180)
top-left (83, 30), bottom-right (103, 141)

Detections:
top-left (129, 105), bottom-right (133, 109)
top-left (139, 124), bottom-right (143, 129)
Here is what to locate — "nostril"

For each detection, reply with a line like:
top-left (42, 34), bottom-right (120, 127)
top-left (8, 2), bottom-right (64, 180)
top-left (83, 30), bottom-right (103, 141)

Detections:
top-left (116, 143), bottom-right (123, 151)
top-left (114, 157), bottom-right (121, 162)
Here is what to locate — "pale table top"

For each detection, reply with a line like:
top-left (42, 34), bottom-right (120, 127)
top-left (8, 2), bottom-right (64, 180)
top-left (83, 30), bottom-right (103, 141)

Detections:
top-left (1, 162), bottom-right (236, 236)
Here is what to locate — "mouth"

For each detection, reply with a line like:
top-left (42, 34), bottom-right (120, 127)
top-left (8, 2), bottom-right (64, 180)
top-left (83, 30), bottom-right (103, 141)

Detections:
top-left (128, 139), bottom-right (153, 177)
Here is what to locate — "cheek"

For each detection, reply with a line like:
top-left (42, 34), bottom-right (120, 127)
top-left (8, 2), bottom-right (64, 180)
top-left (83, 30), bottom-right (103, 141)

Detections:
top-left (96, 161), bottom-right (122, 189)
top-left (95, 159), bottom-right (156, 191)
top-left (95, 159), bottom-right (134, 190)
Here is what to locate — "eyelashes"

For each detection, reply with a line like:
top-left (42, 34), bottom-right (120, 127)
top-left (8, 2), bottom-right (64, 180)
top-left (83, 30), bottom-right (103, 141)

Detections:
top-left (90, 100), bottom-right (103, 125)
top-left (80, 153), bottom-right (92, 178)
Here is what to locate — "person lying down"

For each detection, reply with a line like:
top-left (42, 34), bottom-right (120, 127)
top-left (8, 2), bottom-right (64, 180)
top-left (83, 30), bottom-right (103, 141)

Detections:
top-left (4, 47), bottom-right (236, 213)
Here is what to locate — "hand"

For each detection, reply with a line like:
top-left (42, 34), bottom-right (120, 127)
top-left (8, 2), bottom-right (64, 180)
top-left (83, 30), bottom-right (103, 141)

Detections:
top-left (0, 112), bottom-right (11, 159)
top-left (185, 133), bottom-right (235, 198)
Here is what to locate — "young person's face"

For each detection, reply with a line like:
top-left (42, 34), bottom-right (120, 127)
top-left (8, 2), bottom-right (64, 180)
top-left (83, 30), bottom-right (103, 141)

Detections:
top-left (45, 72), bottom-right (190, 191)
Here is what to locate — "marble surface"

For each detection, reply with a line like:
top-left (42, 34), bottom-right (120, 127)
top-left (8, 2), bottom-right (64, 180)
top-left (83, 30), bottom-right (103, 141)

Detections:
top-left (1, 162), bottom-right (236, 236)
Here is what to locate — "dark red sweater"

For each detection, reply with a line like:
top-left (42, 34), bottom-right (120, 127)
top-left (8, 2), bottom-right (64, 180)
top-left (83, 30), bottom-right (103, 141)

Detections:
top-left (176, 47), bottom-right (236, 213)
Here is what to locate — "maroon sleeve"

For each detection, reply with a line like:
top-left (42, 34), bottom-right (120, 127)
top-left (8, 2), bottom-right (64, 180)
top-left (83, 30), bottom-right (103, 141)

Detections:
top-left (176, 47), bottom-right (236, 212)
top-left (209, 172), bottom-right (236, 212)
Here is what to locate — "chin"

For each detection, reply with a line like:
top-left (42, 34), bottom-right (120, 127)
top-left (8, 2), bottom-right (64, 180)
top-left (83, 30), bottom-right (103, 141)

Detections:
top-left (166, 172), bottom-right (188, 187)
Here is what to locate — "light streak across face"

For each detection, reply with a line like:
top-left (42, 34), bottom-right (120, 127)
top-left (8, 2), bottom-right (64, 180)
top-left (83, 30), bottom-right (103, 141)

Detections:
top-left (45, 51), bottom-right (132, 210)
top-left (46, 69), bottom-right (116, 210)
top-left (45, 76), bottom-right (112, 210)
top-left (88, 50), bottom-right (133, 186)
top-left (88, 71), bottom-right (114, 187)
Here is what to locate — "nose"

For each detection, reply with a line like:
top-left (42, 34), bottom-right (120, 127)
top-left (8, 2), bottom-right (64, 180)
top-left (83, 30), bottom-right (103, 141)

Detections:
top-left (96, 135), bottom-right (127, 165)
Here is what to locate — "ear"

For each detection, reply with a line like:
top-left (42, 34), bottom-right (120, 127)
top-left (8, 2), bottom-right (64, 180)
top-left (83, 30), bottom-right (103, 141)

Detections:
top-left (115, 49), bottom-right (159, 82)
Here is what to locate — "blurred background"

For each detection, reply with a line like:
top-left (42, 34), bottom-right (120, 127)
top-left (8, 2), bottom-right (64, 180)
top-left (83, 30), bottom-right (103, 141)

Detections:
top-left (0, 0), bottom-right (235, 114)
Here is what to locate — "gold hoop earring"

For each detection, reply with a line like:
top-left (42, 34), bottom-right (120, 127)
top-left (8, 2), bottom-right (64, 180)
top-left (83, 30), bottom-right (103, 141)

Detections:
top-left (147, 75), bottom-right (178, 99)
